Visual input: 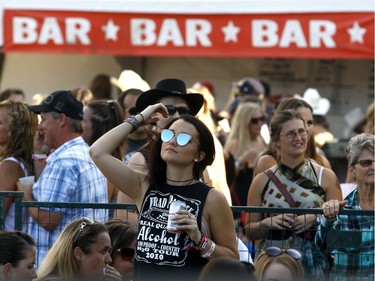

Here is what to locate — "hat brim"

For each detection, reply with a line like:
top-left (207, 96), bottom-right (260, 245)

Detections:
top-left (28, 104), bottom-right (50, 114)
top-left (313, 98), bottom-right (330, 116)
top-left (136, 89), bottom-right (204, 116)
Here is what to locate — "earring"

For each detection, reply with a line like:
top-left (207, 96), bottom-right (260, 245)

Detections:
top-left (194, 157), bottom-right (199, 162)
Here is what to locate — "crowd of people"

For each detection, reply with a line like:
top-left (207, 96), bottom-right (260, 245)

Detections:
top-left (0, 74), bottom-right (374, 281)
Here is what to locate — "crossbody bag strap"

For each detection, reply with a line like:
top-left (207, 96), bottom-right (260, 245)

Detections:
top-left (264, 169), bottom-right (297, 208)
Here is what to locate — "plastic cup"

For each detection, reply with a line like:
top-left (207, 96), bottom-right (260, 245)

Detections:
top-left (18, 176), bottom-right (35, 185)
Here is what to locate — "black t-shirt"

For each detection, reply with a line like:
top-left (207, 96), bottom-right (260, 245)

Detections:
top-left (134, 182), bottom-right (211, 281)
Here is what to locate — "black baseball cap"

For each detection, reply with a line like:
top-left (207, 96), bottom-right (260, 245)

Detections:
top-left (28, 90), bottom-right (84, 120)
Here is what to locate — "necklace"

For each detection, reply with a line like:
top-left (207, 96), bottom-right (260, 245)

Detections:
top-left (166, 177), bottom-right (194, 183)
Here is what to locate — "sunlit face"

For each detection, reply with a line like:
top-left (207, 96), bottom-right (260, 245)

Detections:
top-left (157, 97), bottom-right (189, 130)
top-left (82, 106), bottom-right (93, 145)
top-left (261, 262), bottom-right (296, 281)
top-left (78, 232), bottom-right (112, 281)
top-left (352, 148), bottom-right (374, 187)
top-left (296, 107), bottom-right (313, 139)
top-left (248, 109), bottom-right (265, 137)
top-left (0, 107), bottom-right (10, 146)
top-left (161, 120), bottom-right (200, 166)
top-left (111, 240), bottom-right (136, 281)
top-left (10, 246), bottom-right (37, 281)
top-left (38, 112), bottom-right (61, 148)
top-left (277, 119), bottom-right (307, 157)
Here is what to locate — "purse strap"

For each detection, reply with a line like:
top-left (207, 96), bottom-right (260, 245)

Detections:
top-left (264, 169), bottom-right (297, 208)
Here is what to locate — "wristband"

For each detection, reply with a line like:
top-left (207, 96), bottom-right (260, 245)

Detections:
top-left (124, 116), bottom-right (139, 133)
top-left (32, 153), bottom-right (48, 162)
top-left (201, 241), bottom-right (216, 258)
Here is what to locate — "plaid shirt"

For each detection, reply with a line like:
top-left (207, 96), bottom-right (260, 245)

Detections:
top-left (28, 137), bottom-right (108, 267)
top-left (315, 189), bottom-right (374, 281)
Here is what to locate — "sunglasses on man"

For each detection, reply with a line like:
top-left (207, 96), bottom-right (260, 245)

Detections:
top-left (165, 105), bottom-right (190, 115)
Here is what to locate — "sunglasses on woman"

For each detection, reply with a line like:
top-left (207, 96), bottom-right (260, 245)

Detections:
top-left (161, 129), bottom-right (198, 147)
top-left (73, 217), bottom-right (95, 247)
top-left (264, 246), bottom-right (302, 260)
top-left (117, 248), bottom-right (135, 261)
top-left (250, 116), bottom-right (266, 124)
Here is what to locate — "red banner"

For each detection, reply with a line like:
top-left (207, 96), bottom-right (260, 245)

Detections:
top-left (3, 10), bottom-right (374, 58)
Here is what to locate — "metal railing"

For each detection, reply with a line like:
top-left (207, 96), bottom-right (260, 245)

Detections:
top-left (1, 191), bottom-right (374, 280)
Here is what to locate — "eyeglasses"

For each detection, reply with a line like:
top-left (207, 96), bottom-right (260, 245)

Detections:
top-left (161, 129), bottom-right (198, 147)
top-left (250, 116), bottom-right (266, 124)
top-left (117, 248), bottom-right (135, 262)
top-left (127, 107), bottom-right (138, 116)
top-left (355, 159), bottom-right (375, 168)
top-left (280, 128), bottom-right (308, 139)
top-left (165, 105), bottom-right (190, 115)
top-left (73, 217), bottom-right (94, 247)
top-left (264, 246), bottom-right (302, 260)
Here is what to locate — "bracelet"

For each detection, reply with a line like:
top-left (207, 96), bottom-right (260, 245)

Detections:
top-left (32, 153), bottom-right (48, 162)
top-left (138, 113), bottom-right (145, 125)
top-left (196, 235), bottom-right (209, 252)
top-left (201, 241), bottom-right (216, 258)
top-left (194, 232), bottom-right (204, 247)
top-left (124, 115), bottom-right (139, 133)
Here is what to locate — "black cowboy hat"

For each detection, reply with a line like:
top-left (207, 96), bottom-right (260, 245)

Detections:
top-left (135, 78), bottom-right (204, 115)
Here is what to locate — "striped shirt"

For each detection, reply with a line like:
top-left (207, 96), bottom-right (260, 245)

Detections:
top-left (315, 189), bottom-right (374, 281)
top-left (28, 137), bottom-right (108, 267)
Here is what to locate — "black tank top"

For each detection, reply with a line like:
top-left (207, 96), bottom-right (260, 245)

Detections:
top-left (134, 182), bottom-right (211, 281)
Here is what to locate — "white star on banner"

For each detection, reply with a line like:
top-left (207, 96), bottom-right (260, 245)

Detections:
top-left (347, 21), bottom-right (366, 44)
top-left (222, 21), bottom-right (240, 43)
top-left (102, 19), bottom-right (120, 41)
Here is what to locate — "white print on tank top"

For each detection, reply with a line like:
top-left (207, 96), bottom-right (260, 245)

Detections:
top-left (136, 190), bottom-right (201, 267)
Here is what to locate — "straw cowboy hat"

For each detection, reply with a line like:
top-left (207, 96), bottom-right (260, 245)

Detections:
top-left (135, 78), bottom-right (204, 115)
top-left (114, 70), bottom-right (150, 92)
top-left (295, 88), bottom-right (331, 116)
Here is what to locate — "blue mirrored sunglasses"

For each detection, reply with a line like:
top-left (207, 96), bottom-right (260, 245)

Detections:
top-left (161, 129), bottom-right (194, 147)
top-left (264, 246), bottom-right (302, 260)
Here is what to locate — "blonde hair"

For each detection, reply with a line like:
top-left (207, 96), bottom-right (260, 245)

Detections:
top-left (254, 250), bottom-right (304, 281)
top-left (0, 100), bottom-right (38, 175)
top-left (365, 102), bottom-right (374, 134)
top-left (188, 86), bottom-right (217, 134)
top-left (36, 218), bottom-right (108, 281)
top-left (224, 102), bottom-right (264, 158)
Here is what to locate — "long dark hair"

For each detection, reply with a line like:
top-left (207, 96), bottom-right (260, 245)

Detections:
top-left (87, 100), bottom-right (125, 160)
top-left (148, 115), bottom-right (215, 186)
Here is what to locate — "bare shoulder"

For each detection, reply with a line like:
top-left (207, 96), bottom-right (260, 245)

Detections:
top-left (128, 152), bottom-right (148, 173)
top-left (250, 171), bottom-right (270, 192)
top-left (206, 187), bottom-right (228, 205)
top-left (254, 154), bottom-right (277, 176)
top-left (311, 162), bottom-right (336, 179)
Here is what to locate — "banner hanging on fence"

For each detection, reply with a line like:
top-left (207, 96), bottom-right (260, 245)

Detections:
top-left (3, 10), bottom-right (374, 58)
